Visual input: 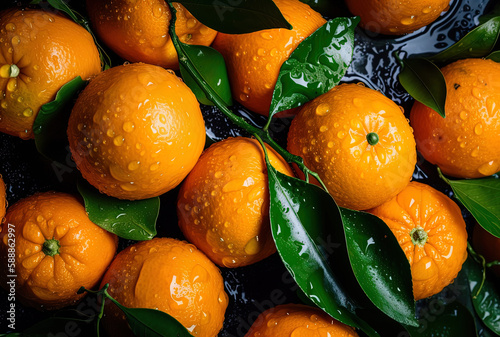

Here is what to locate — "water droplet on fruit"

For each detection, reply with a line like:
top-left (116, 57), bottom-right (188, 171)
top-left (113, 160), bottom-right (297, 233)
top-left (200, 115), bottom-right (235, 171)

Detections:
top-left (400, 16), bottom-right (415, 25)
top-left (186, 18), bottom-right (197, 29)
top-left (460, 111), bottom-right (468, 120)
top-left (11, 35), bottom-right (20, 45)
top-left (260, 32), bottom-right (273, 40)
top-left (474, 123), bottom-right (483, 135)
top-left (478, 161), bottom-right (499, 176)
top-left (337, 131), bottom-right (345, 139)
top-left (472, 87), bottom-right (482, 99)
top-left (244, 236), bottom-right (260, 255)
top-left (315, 103), bottom-right (330, 116)
top-left (22, 108), bottom-right (33, 117)
top-left (123, 121), bottom-right (134, 132)
top-left (471, 146), bottom-right (480, 157)
top-left (6, 78), bottom-right (17, 92)
top-left (113, 136), bottom-right (125, 146)
top-left (422, 6), bottom-right (432, 13)
top-left (5, 23), bottom-right (15, 32)
top-left (149, 163), bottom-right (159, 171)
top-left (128, 161), bottom-right (140, 171)
top-left (319, 125), bottom-right (328, 132)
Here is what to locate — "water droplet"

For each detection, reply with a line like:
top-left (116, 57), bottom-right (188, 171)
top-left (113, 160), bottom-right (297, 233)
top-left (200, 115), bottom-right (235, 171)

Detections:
top-left (337, 131), bottom-right (345, 139)
top-left (472, 87), bottom-right (482, 99)
top-left (260, 32), bottom-right (273, 40)
top-left (267, 319), bottom-right (278, 327)
top-left (11, 35), bottom-right (20, 46)
top-left (474, 123), bottom-right (483, 135)
top-left (222, 256), bottom-right (238, 267)
top-left (422, 6), bottom-right (432, 13)
top-left (319, 125), bottom-right (328, 132)
top-left (478, 161), bottom-right (499, 176)
top-left (244, 236), bottom-right (261, 255)
top-left (315, 103), bottom-right (330, 116)
top-left (239, 93), bottom-right (249, 102)
top-left (400, 16), bottom-right (415, 25)
top-left (186, 18), bottom-right (197, 29)
top-left (327, 141), bottom-right (334, 148)
top-left (257, 48), bottom-right (266, 56)
top-left (270, 48), bottom-right (278, 57)
top-left (123, 121), bottom-right (134, 132)
top-left (113, 136), bottom-right (125, 146)
top-left (128, 161), bottom-right (140, 171)
top-left (120, 182), bottom-right (137, 192)
top-left (459, 111), bottom-right (468, 120)
top-left (471, 146), bottom-right (480, 158)
top-left (6, 78), bottom-right (17, 92)
top-left (36, 215), bottom-right (44, 223)
top-left (5, 23), bottom-right (16, 32)
top-left (22, 108), bottom-right (33, 117)
top-left (214, 171), bottom-right (223, 178)
top-left (150, 163), bottom-right (160, 171)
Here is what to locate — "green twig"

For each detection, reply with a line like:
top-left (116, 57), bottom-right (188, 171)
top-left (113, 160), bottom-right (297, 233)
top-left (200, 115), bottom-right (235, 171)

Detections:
top-left (467, 242), bottom-right (487, 298)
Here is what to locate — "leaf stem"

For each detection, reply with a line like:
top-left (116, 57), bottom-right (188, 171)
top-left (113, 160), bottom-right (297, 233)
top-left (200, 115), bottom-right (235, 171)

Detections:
top-left (165, 0), bottom-right (329, 193)
top-left (467, 242), bottom-right (486, 298)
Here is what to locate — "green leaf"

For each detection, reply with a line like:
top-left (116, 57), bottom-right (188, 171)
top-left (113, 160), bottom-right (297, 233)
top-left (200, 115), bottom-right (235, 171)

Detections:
top-left (439, 170), bottom-right (500, 238)
top-left (265, 159), bottom-right (379, 336)
top-left (33, 76), bottom-right (86, 163)
top-left (486, 50), bottom-right (500, 62)
top-left (405, 300), bottom-right (477, 337)
top-left (269, 17), bottom-right (359, 117)
top-left (428, 17), bottom-right (500, 64)
top-left (77, 180), bottom-right (159, 241)
top-left (175, 0), bottom-right (292, 34)
top-left (179, 44), bottom-right (232, 106)
top-left (398, 57), bottom-right (447, 118)
top-left (479, 2), bottom-right (500, 25)
top-left (110, 299), bottom-right (192, 337)
top-left (464, 256), bottom-right (500, 334)
top-left (340, 208), bottom-right (417, 327)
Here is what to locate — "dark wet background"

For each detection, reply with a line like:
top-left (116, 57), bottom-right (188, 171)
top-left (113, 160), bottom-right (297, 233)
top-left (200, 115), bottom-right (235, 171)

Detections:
top-left (0, 0), bottom-right (495, 335)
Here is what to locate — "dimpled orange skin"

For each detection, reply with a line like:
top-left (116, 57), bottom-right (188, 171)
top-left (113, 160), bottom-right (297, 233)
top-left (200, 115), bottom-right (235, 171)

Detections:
top-left (410, 59), bottom-right (500, 178)
top-left (100, 238), bottom-right (228, 337)
top-left (368, 182), bottom-right (468, 300)
top-left (0, 175), bottom-right (5, 222)
top-left (244, 303), bottom-right (359, 337)
top-left (67, 63), bottom-right (205, 200)
top-left (287, 83), bottom-right (417, 211)
top-left (212, 0), bottom-right (326, 116)
top-left (86, 0), bottom-right (217, 70)
top-left (177, 137), bottom-right (294, 268)
top-left (0, 8), bottom-right (101, 139)
top-left (0, 192), bottom-right (118, 310)
top-left (345, 0), bottom-right (450, 35)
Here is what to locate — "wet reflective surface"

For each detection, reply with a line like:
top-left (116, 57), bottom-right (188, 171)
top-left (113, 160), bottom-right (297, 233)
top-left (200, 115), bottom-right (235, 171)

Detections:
top-left (0, 0), bottom-right (495, 335)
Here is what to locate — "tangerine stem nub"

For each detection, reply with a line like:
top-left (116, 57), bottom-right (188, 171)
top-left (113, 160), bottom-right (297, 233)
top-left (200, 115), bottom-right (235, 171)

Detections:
top-left (42, 239), bottom-right (61, 256)
top-left (366, 132), bottom-right (379, 146)
top-left (0, 64), bottom-right (20, 78)
top-left (410, 227), bottom-right (428, 246)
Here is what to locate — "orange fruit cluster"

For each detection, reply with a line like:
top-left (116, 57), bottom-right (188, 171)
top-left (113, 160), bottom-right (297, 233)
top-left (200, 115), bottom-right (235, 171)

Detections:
top-left (0, 0), bottom-right (493, 336)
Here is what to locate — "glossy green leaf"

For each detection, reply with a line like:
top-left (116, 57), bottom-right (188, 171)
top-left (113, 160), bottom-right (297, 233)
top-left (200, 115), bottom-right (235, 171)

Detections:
top-left (340, 208), bottom-right (417, 327)
top-left (111, 301), bottom-right (192, 337)
top-left (486, 50), bottom-right (500, 62)
top-left (464, 256), bottom-right (500, 334)
top-left (398, 57), bottom-right (447, 118)
top-left (33, 76), bottom-right (85, 163)
top-left (179, 43), bottom-right (232, 106)
top-left (266, 159), bottom-right (379, 336)
top-left (269, 17), bottom-right (359, 117)
top-left (428, 17), bottom-right (500, 64)
top-left (439, 171), bottom-right (500, 238)
top-left (77, 180), bottom-right (159, 240)
top-left (405, 300), bottom-right (477, 337)
top-left (175, 0), bottom-right (292, 34)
